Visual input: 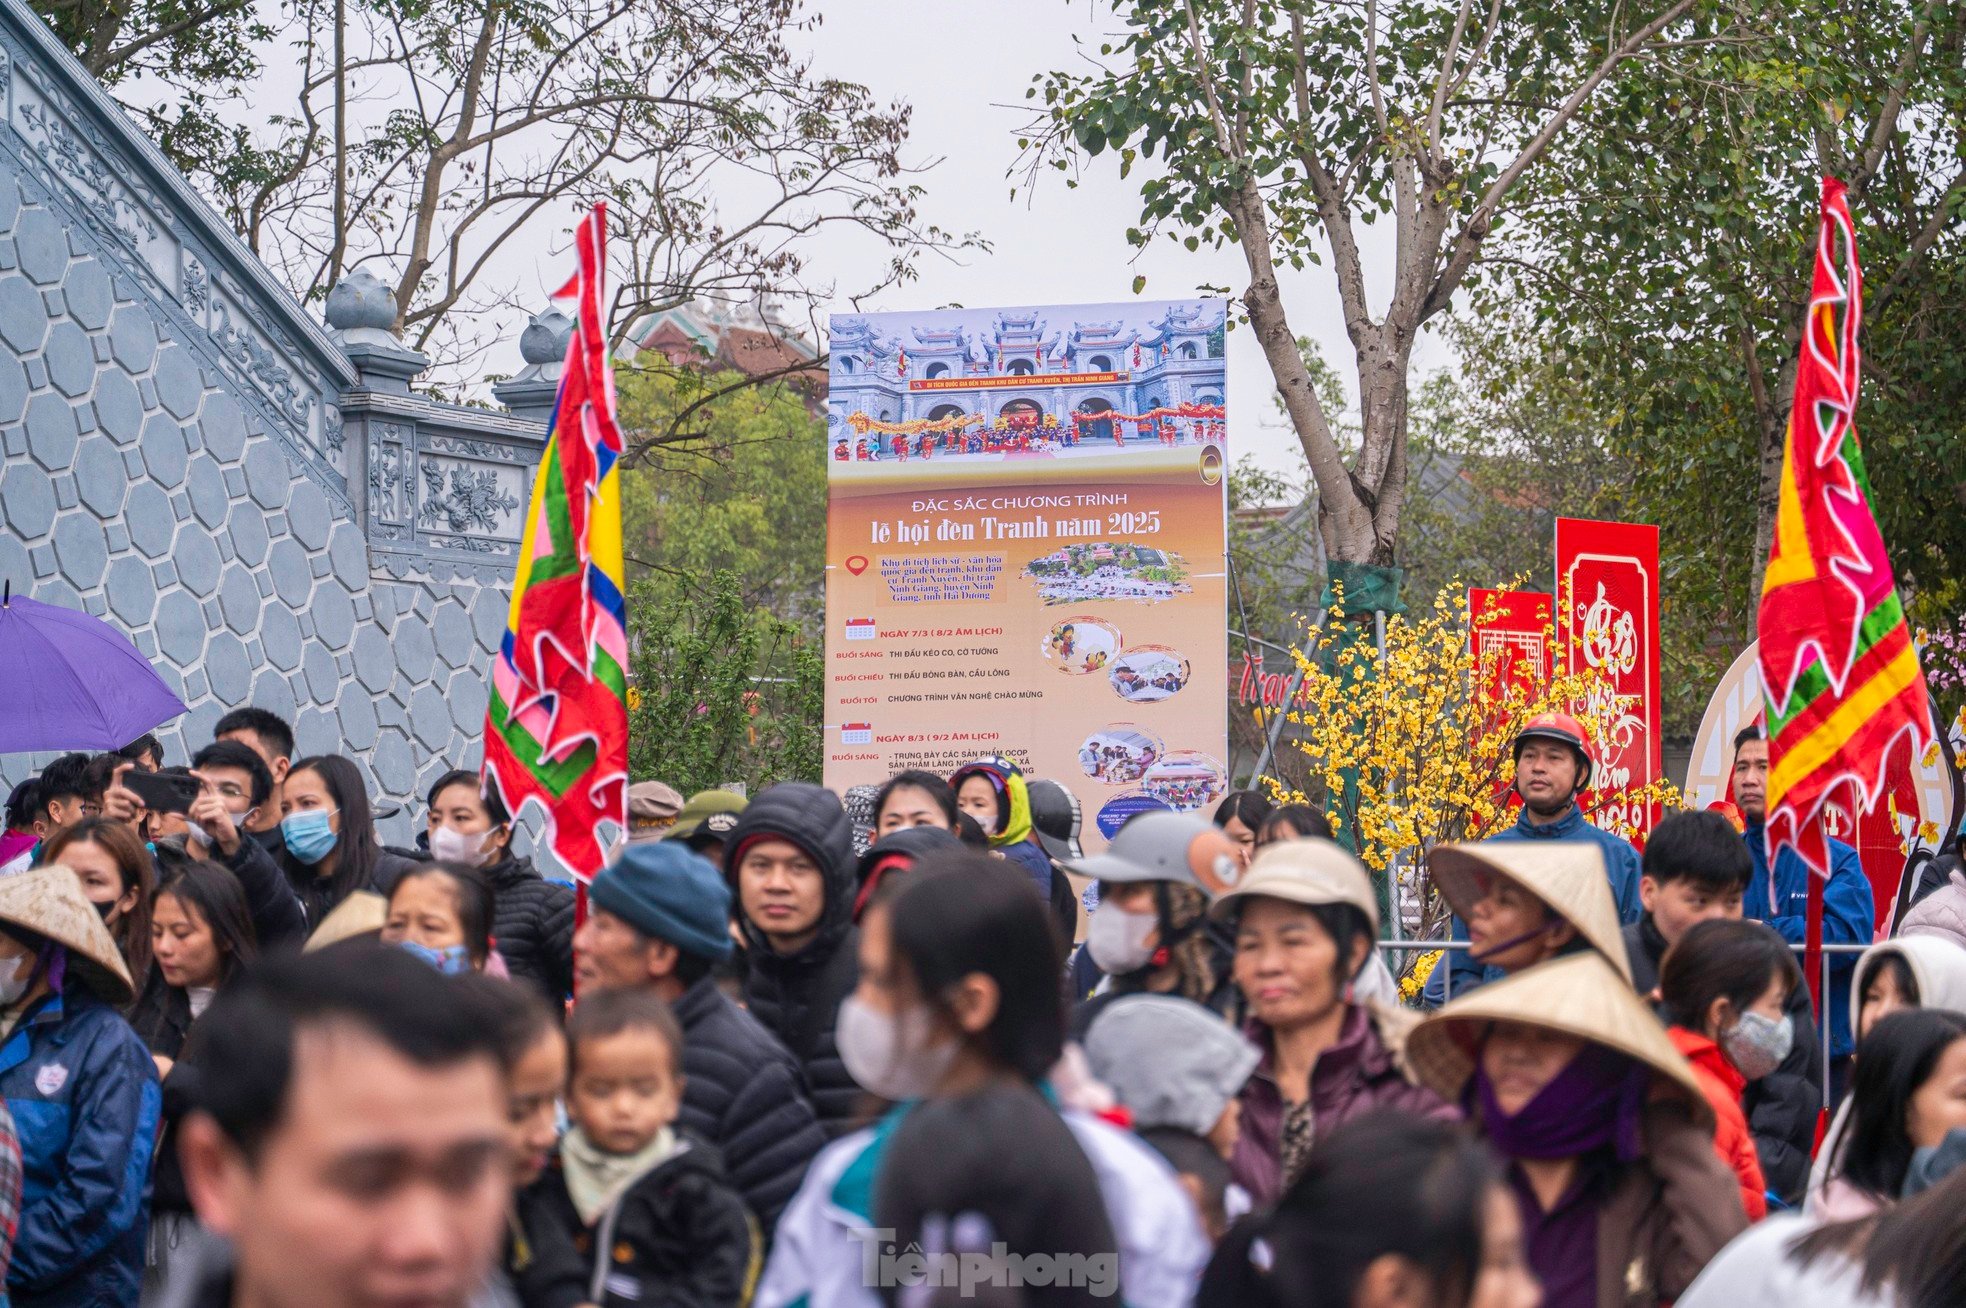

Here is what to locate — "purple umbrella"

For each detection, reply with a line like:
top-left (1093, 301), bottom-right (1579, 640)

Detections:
top-left (0, 585), bottom-right (188, 753)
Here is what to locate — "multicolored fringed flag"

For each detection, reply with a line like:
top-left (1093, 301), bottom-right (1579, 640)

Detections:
top-left (1757, 178), bottom-right (1932, 884)
top-left (483, 203), bottom-right (629, 880)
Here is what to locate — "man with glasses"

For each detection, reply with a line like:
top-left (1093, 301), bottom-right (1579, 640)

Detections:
top-left (186, 740), bottom-right (309, 946)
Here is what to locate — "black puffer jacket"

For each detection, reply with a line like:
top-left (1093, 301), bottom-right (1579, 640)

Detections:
top-left (517, 1135), bottom-right (758, 1308)
top-left (482, 852), bottom-right (576, 1002)
top-left (213, 833), bottom-right (307, 950)
top-left (726, 783), bottom-right (866, 1137)
top-left (283, 846), bottom-right (422, 928)
top-left (671, 976), bottom-right (827, 1234)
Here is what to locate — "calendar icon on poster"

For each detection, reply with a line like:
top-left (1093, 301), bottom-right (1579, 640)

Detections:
top-left (841, 723), bottom-right (872, 745)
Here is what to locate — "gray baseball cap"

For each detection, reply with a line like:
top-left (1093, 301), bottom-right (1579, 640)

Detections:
top-left (1061, 810), bottom-right (1243, 898)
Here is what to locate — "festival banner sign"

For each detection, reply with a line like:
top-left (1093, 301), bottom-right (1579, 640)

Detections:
top-left (822, 302), bottom-right (1230, 848)
top-left (1554, 518), bottom-right (1663, 841)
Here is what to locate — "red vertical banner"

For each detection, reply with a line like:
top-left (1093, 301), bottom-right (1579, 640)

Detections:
top-left (1555, 519), bottom-right (1664, 843)
top-left (1468, 588), bottom-right (1554, 704)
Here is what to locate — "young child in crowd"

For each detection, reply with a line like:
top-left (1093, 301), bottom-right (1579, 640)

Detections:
top-left (1080, 994), bottom-right (1259, 1240)
top-left (522, 988), bottom-right (759, 1308)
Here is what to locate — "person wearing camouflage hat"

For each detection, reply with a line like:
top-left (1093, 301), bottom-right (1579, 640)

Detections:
top-left (665, 789), bottom-right (747, 871)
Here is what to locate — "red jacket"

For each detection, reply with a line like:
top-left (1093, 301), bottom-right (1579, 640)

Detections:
top-left (1668, 1026), bottom-right (1767, 1220)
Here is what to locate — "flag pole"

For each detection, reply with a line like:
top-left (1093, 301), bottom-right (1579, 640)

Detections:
top-left (1805, 831), bottom-right (1825, 1019)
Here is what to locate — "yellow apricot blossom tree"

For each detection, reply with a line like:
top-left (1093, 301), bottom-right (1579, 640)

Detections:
top-left (1266, 584), bottom-right (1680, 954)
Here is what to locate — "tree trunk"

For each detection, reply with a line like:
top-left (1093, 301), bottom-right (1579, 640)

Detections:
top-left (1226, 182), bottom-right (1379, 566)
top-left (1355, 335), bottom-right (1414, 567)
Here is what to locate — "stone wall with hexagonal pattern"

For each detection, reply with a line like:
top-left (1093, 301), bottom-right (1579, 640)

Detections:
top-left (0, 0), bottom-right (550, 845)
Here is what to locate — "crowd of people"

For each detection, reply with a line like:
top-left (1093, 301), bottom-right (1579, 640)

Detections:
top-left (0, 704), bottom-right (1961, 1307)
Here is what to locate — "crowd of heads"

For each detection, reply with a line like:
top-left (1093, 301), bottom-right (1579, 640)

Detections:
top-left (2, 715), bottom-right (1965, 1308)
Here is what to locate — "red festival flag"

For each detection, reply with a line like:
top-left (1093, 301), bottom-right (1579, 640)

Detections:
top-left (1757, 179), bottom-right (1932, 983)
top-left (482, 204), bottom-right (631, 880)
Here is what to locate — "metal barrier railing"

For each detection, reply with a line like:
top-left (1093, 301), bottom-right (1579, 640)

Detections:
top-left (1379, 939), bottom-right (1872, 1114)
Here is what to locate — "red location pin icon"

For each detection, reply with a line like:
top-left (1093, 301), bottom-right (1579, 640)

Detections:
top-left (844, 556), bottom-right (869, 576)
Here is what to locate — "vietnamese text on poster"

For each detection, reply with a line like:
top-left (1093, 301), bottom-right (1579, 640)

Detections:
top-left (822, 302), bottom-right (1230, 848)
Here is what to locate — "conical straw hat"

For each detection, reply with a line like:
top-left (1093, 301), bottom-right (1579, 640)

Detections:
top-left (1405, 951), bottom-right (1709, 1127)
top-left (304, 890), bottom-right (388, 953)
top-left (0, 864), bottom-right (134, 1002)
top-left (1429, 841), bottom-right (1632, 984)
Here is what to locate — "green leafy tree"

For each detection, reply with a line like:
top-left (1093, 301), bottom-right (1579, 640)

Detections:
top-left (1396, 328), bottom-right (1620, 604)
top-left (29, 0), bottom-right (278, 195)
top-left (47, 0), bottom-right (975, 387)
top-left (625, 570), bottom-right (821, 794)
top-left (615, 368), bottom-right (826, 788)
top-left (1476, 0), bottom-right (1966, 630)
top-left (1023, 0), bottom-right (1697, 575)
top-left (616, 367), bottom-right (828, 634)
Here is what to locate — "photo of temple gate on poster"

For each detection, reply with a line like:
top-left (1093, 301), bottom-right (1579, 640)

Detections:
top-left (822, 301), bottom-right (1231, 850)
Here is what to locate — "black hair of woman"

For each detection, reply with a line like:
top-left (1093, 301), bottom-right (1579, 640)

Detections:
top-left (1794, 1157), bottom-right (1966, 1307)
top-left (1836, 1008), bottom-right (1966, 1202)
top-left (390, 860), bottom-right (496, 966)
top-left (1212, 790), bottom-right (1273, 832)
top-left (1198, 1108), bottom-right (1499, 1308)
top-left (1659, 918), bottom-right (1800, 1031)
top-left (426, 768), bottom-right (510, 826)
top-left (1257, 804), bottom-right (1334, 844)
top-left (155, 860), bottom-right (260, 988)
top-left (873, 770), bottom-right (958, 830)
top-left (282, 754), bottom-right (387, 906)
top-left (883, 850), bottom-right (1066, 1083)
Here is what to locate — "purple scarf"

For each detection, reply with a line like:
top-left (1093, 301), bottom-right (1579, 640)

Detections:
top-left (1472, 1042), bottom-right (1649, 1163)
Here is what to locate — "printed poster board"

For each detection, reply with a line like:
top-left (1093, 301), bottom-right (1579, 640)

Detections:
top-left (822, 302), bottom-right (1230, 849)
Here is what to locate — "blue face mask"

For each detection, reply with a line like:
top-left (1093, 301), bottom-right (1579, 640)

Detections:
top-left (281, 809), bottom-right (339, 865)
top-left (397, 939), bottom-right (472, 976)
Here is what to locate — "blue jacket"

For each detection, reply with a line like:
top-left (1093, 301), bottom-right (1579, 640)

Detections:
top-left (1743, 824), bottom-right (1873, 1059)
top-left (1424, 805), bottom-right (1643, 1006)
top-left (3, 986), bottom-right (161, 1308)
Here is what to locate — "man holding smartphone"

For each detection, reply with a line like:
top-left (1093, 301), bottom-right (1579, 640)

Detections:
top-left (213, 708), bottom-right (297, 857)
top-left (181, 741), bottom-right (309, 947)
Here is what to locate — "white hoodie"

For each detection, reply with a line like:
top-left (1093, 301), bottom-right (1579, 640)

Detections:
top-left (1677, 1214), bottom-right (1891, 1308)
top-left (755, 1105), bottom-right (1209, 1308)
top-left (1807, 933), bottom-right (1966, 1218)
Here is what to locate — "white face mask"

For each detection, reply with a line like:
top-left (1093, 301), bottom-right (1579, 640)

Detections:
top-left (429, 824), bottom-right (495, 867)
top-left (836, 994), bottom-right (959, 1102)
top-left (1086, 902), bottom-right (1159, 974)
top-left (0, 954), bottom-right (33, 1005)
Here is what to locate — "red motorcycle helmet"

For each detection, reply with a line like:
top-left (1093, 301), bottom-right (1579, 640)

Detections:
top-left (1512, 712), bottom-right (1596, 789)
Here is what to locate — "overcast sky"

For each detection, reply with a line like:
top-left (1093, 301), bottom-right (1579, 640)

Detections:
top-left (452, 0), bottom-right (1450, 491)
top-left (774, 0), bottom-right (1450, 489)
top-left (160, 0), bottom-right (1454, 494)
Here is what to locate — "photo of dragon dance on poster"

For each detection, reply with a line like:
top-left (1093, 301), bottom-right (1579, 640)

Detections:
top-left (822, 300), bottom-right (1230, 851)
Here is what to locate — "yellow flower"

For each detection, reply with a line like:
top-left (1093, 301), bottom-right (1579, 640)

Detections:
top-left (1258, 579), bottom-right (1681, 948)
